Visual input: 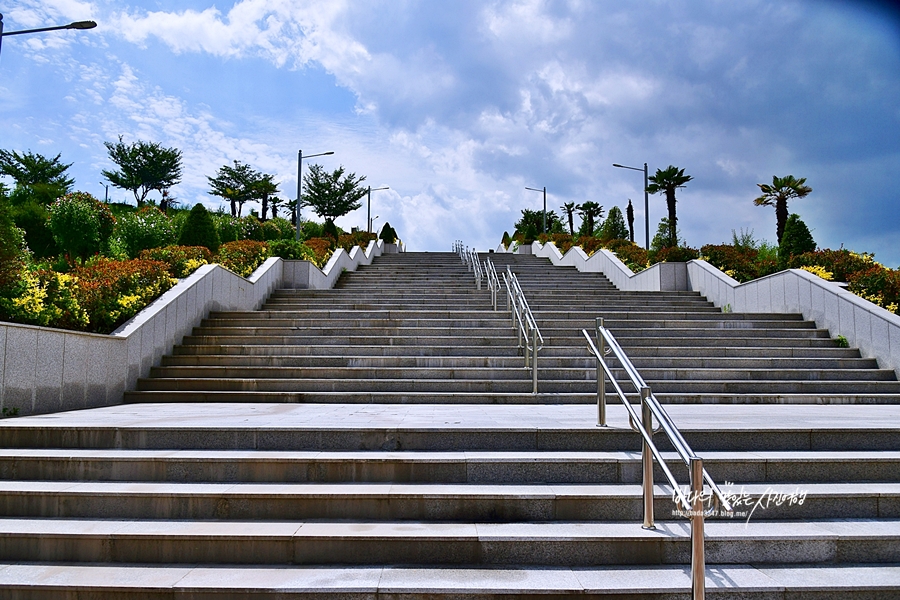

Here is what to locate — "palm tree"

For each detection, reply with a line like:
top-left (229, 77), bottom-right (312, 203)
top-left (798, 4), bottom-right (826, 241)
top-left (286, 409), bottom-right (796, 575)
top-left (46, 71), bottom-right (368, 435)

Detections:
top-left (576, 201), bottom-right (603, 237)
top-left (754, 175), bottom-right (812, 244)
top-left (646, 165), bottom-right (692, 247)
top-left (560, 202), bottom-right (577, 235)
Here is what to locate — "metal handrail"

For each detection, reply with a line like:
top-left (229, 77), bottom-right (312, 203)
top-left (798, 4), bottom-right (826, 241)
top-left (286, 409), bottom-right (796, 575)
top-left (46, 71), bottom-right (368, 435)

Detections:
top-left (503, 266), bottom-right (543, 394)
top-left (471, 249), bottom-right (483, 290)
top-left (583, 318), bottom-right (733, 600)
top-left (485, 258), bottom-right (500, 311)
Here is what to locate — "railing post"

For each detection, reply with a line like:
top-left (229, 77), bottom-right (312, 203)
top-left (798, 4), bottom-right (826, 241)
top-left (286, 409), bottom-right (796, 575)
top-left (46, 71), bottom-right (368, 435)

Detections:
top-left (691, 456), bottom-right (706, 600)
top-left (595, 317), bottom-right (606, 427)
top-left (641, 385), bottom-right (655, 529)
top-left (532, 326), bottom-right (539, 395)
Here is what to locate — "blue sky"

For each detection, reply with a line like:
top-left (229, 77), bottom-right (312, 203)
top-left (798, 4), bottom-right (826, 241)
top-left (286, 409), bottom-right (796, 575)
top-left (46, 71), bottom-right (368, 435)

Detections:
top-left (1, 0), bottom-right (899, 262)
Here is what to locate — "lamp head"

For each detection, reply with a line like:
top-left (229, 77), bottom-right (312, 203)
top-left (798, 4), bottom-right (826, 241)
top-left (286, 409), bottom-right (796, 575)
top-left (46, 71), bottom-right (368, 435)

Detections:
top-left (68, 20), bottom-right (97, 29)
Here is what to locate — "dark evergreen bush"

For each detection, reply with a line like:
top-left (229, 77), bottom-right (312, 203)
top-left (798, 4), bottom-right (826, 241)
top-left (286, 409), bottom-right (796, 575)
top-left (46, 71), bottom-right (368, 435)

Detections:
top-left (0, 197), bottom-right (25, 290)
top-left (379, 222), bottom-right (398, 243)
top-left (178, 203), bottom-right (221, 252)
top-left (778, 214), bottom-right (816, 267)
top-left (11, 200), bottom-right (58, 259)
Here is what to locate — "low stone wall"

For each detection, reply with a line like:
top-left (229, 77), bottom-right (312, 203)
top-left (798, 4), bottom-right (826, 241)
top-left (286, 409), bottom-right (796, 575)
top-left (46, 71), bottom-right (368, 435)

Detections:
top-left (0, 240), bottom-right (385, 416)
top-left (530, 241), bottom-right (900, 377)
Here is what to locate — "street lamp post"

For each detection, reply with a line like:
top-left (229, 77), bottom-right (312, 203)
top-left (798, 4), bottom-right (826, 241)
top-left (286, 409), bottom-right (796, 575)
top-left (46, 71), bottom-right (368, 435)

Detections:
top-left (525, 186), bottom-right (547, 233)
top-left (0, 13), bottom-right (97, 58)
top-left (367, 186), bottom-right (389, 233)
top-left (99, 182), bottom-right (108, 203)
top-left (613, 162), bottom-right (650, 250)
top-left (295, 149), bottom-right (334, 241)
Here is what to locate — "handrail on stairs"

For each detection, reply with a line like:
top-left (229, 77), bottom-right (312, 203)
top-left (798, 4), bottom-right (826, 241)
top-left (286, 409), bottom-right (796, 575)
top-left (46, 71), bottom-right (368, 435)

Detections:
top-left (454, 241), bottom-right (483, 290)
top-left (504, 265), bottom-right (543, 394)
top-left (583, 317), bottom-right (733, 600)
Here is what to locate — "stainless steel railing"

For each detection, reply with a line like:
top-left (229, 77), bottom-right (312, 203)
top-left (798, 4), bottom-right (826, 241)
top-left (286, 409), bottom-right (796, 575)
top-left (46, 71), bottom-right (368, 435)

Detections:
top-left (454, 241), bottom-right (483, 290)
top-left (583, 317), bottom-right (733, 600)
top-left (485, 257), bottom-right (500, 311)
top-left (504, 265), bottom-right (543, 394)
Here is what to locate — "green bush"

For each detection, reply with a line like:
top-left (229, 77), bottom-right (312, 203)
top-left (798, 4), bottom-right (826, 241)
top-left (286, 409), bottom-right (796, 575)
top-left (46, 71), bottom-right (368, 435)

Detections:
top-left (606, 239), bottom-right (649, 272)
top-left (298, 220), bottom-right (324, 241)
top-left (11, 200), bottom-right (58, 259)
top-left (266, 217), bottom-right (296, 240)
top-left (338, 231), bottom-right (378, 252)
top-left (654, 245), bottom-right (700, 263)
top-left (268, 239), bottom-right (319, 263)
top-left (788, 249), bottom-right (875, 282)
top-left (178, 203), bottom-right (220, 252)
top-left (598, 206), bottom-right (629, 242)
top-left (379, 222), bottom-right (398, 243)
top-left (212, 213), bottom-right (243, 243)
top-left (215, 240), bottom-right (270, 277)
top-left (322, 219), bottom-right (339, 240)
top-left (778, 214), bottom-right (815, 267)
top-left (48, 192), bottom-right (115, 264)
top-left (0, 197), bottom-right (25, 290)
top-left (140, 245), bottom-right (212, 278)
top-left (112, 206), bottom-right (177, 259)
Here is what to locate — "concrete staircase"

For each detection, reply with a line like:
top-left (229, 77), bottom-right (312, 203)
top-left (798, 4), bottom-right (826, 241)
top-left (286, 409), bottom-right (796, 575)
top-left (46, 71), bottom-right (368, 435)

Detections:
top-left (0, 251), bottom-right (899, 597)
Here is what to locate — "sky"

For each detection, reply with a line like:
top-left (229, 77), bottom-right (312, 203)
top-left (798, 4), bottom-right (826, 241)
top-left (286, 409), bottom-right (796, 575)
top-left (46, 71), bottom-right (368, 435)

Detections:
top-left (1, 0), bottom-right (899, 262)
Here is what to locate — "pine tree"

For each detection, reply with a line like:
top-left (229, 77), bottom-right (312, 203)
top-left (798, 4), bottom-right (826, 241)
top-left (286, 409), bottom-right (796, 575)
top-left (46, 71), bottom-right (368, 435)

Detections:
top-left (178, 203), bottom-right (221, 252)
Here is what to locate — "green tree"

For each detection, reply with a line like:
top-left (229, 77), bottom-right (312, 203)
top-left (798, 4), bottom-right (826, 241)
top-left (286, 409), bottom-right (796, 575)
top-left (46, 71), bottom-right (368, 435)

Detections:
top-left (646, 165), bottom-right (693, 247)
top-left (779, 213), bottom-right (816, 267)
top-left (514, 209), bottom-right (563, 240)
top-left (178, 203), bottom-right (221, 252)
top-left (598, 206), bottom-right (629, 242)
top-left (252, 173), bottom-right (280, 221)
top-left (754, 175), bottom-right (812, 245)
top-left (48, 192), bottom-right (116, 264)
top-left (112, 207), bottom-right (177, 258)
top-left (650, 217), bottom-right (682, 252)
top-left (300, 164), bottom-right (367, 227)
top-left (560, 202), bottom-right (577, 236)
top-left (11, 201), bottom-right (58, 259)
top-left (102, 137), bottom-right (183, 207)
top-left (576, 202), bottom-right (604, 237)
top-left (0, 149), bottom-right (74, 206)
top-left (207, 161), bottom-right (260, 217)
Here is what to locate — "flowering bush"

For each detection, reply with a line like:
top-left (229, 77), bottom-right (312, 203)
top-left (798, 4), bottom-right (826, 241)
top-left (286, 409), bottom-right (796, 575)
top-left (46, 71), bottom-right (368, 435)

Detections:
top-left (140, 245), bottom-right (212, 278)
top-left (304, 237), bottom-right (333, 267)
top-left (606, 240), bottom-right (649, 272)
top-left (48, 192), bottom-right (115, 264)
top-left (798, 265), bottom-right (833, 281)
top-left (337, 231), bottom-right (378, 252)
top-left (577, 236), bottom-right (603, 256)
top-left (848, 266), bottom-right (900, 314)
top-left (788, 249), bottom-right (876, 283)
top-left (214, 240), bottom-right (270, 277)
top-left (71, 258), bottom-right (176, 332)
top-left (0, 270), bottom-right (88, 330)
top-left (113, 206), bottom-right (177, 258)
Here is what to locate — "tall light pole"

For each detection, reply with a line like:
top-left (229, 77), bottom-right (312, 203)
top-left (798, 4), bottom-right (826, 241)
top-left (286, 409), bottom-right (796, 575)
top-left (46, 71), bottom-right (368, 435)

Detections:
top-left (525, 186), bottom-right (547, 233)
top-left (0, 13), bottom-right (97, 58)
top-left (295, 149), bottom-right (334, 241)
top-left (613, 162), bottom-right (650, 250)
top-left (99, 182), bottom-right (108, 203)
top-left (367, 186), bottom-right (389, 233)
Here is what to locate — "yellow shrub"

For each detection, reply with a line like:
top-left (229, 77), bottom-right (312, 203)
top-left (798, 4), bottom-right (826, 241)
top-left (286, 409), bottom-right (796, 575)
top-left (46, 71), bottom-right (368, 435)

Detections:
top-left (799, 265), bottom-right (833, 281)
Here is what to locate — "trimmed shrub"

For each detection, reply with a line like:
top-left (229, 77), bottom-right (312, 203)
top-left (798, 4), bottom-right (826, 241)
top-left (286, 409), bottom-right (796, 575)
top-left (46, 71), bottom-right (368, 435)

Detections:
top-left (322, 219), bottom-right (339, 240)
top-left (778, 214), bottom-right (815, 266)
top-left (501, 231), bottom-right (512, 248)
top-left (48, 192), bottom-right (116, 264)
top-left (848, 266), bottom-right (900, 313)
top-left (577, 236), bottom-right (604, 256)
top-left (214, 240), bottom-right (270, 277)
top-left (606, 240), bottom-right (649, 272)
top-left (379, 222), bottom-right (398, 244)
top-left (298, 220), bottom-right (324, 241)
top-left (178, 204), bottom-right (220, 252)
top-left (338, 231), bottom-right (378, 252)
top-left (112, 206), bottom-right (176, 259)
top-left (140, 245), bottom-right (212, 278)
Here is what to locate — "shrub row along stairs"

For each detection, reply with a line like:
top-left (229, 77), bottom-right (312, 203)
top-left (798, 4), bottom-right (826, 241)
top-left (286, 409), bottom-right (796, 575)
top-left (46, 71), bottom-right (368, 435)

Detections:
top-left (0, 251), bottom-right (899, 597)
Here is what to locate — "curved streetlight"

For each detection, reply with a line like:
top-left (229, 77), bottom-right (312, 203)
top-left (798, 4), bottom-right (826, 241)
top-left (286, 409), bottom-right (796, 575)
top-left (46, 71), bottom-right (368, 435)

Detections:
top-left (525, 186), bottom-right (547, 233)
top-left (613, 162), bottom-right (650, 250)
top-left (367, 186), bottom-right (389, 233)
top-left (295, 149), bottom-right (334, 240)
top-left (0, 13), bottom-right (98, 58)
